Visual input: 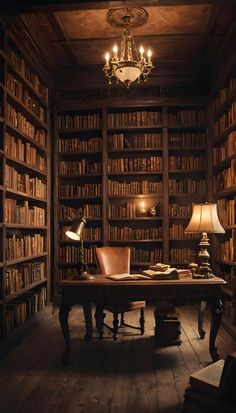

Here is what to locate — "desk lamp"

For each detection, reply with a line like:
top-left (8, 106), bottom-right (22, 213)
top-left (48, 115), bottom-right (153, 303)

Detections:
top-left (185, 203), bottom-right (225, 278)
top-left (65, 216), bottom-right (94, 280)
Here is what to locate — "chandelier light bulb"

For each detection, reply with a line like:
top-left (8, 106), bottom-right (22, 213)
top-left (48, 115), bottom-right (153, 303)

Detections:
top-left (105, 52), bottom-right (110, 67)
top-left (147, 49), bottom-right (152, 64)
top-left (113, 44), bottom-right (118, 58)
top-left (139, 45), bottom-right (144, 58)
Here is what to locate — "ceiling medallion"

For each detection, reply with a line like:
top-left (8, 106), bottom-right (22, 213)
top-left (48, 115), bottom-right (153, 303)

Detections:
top-left (103, 7), bottom-right (154, 88)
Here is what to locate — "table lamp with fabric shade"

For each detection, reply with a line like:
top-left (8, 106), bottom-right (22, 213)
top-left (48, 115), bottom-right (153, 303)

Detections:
top-left (185, 203), bottom-right (225, 278)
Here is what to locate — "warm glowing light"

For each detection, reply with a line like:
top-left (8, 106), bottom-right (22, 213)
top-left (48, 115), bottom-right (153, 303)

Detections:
top-left (113, 44), bottom-right (118, 58)
top-left (139, 45), bottom-right (144, 58)
top-left (147, 50), bottom-right (152, 64)
top-left (105, 52), bottom-right (110, 66)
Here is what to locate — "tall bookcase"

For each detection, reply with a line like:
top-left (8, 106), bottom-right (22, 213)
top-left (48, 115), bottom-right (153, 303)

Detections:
top-left (210, 76), bottom-right (236, 332)
top-left (55, 100), bottom-right (207, 280)
top-left (0, 24), bottom-right (51, 338)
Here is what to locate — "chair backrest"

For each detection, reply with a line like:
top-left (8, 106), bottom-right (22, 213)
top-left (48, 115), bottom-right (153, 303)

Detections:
top-left (94, 247), bottom-right (130, 275)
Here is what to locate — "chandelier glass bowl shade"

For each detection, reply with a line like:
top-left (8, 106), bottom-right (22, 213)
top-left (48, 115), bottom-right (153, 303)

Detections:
top-left (103, 8), bottom-right (154, 88)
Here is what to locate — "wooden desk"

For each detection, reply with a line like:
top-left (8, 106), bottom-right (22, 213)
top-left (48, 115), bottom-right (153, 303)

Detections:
top-left (58, 276), bottom-right (226, 364)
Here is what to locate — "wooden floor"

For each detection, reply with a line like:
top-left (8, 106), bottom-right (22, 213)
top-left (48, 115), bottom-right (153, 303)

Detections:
top-left (0, 304), bottom-right (236, 413)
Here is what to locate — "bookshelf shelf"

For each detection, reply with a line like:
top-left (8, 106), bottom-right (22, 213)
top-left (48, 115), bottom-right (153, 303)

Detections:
top-left (0, 29), bottom-right (50, 339)
top-left (6, 90), bottom-right (48, 129)
top-left (5, 279), bottom-right (47, 302)
top-left (5, 224), bottom-right (47, 229)
top-left (6, 252), bottom-right (48, 266)
top-left (6, 122), bottom-right (47, 152)
top-left (6, 188), bottom-right (47, 203)
top-left (5, 154), bottom-right (47, 177)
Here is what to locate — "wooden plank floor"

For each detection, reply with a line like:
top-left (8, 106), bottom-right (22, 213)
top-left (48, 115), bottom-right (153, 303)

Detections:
top-left (0, 304), bottom-right (235, 413)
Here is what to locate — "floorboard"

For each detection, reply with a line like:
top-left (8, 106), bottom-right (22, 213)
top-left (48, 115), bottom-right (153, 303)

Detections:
top-left (0, 304), bottom-right (235, 413)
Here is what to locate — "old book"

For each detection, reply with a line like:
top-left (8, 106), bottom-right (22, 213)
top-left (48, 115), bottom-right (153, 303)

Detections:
top-left (189, 359), bottom-right (225, 396)
top-left (141, 268), bottom-right (179, 280)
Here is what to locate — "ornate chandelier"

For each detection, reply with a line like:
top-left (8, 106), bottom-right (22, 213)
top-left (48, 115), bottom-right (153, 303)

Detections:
top-left (103, 7), bottom-right (154, 88)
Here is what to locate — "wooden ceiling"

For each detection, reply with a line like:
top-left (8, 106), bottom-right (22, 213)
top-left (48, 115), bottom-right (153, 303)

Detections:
top-left (2, 1), bottom-right (236, 91)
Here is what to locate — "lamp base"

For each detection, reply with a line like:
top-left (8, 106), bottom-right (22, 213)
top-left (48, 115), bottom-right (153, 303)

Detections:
top-left (76, 273), bottom-right (95, 281)
top-left (194, 265), bottom-right (214, 279)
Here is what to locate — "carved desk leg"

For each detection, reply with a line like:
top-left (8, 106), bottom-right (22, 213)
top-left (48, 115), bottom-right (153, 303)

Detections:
top-left (198, 300), bottom-right (207, 339)
top-left (209, 297), bottom-right (223, 362)
top-left (94, 305), bottom-right (105, 339)
top-left (59, 304), bottom-right (71, 365)
top-left (82, 303), bottom-right (93, 340)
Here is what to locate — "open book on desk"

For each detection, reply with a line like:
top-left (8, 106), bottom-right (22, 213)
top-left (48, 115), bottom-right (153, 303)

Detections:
top-left (106, 268), bottom-right (191, 281)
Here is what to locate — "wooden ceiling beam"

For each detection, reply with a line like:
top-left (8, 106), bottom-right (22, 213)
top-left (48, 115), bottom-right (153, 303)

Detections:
top-left (0, 0), bottom-right (233, 14)
top-left (48, 12), bottom-right (78, 65)
top-left (51, 33), bottom-right (217, 45)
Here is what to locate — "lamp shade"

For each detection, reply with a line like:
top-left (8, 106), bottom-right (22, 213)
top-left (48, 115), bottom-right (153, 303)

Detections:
top-left (185, 204), bottom-right (225, 234)
top-left (65, 216), bottom-right (86, 240)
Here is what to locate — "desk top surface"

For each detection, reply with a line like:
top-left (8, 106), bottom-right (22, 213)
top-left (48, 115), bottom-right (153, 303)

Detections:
top-left (58, 275), bottom-right (226, 287)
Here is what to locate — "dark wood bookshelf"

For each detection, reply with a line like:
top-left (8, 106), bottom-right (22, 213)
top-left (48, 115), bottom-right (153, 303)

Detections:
top-left (0, 29), bottom-right (50, 339)
top-left (54, 103), bottom-right (207, 281)
top-left (210, 75), bottom-right (236, 331)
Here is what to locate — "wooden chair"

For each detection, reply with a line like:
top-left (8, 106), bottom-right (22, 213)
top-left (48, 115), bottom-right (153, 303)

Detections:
top-left (94, 246), bottom-right (145, 341)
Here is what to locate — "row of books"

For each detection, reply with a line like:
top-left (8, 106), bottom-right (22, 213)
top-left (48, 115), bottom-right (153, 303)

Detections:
top-left (108, 202), bottom-right (162, 219)
top-left (4, 199), bottom-right (46, 226)
top-left (61, 226), bottom-right (102, 241)
top-left (168, 132), bottom-right (205, 148)
top-left (5, 262), bottom-right (45, 295)
top-left (6, 234), bottom-right (46, 261)
top-left (213, 101), bottom-right (236, 136)
top-left (214, 159), bottom-right (236, 192)
top-left (59, 204), bottom-right (102, 220)
top-left (7, 103), bottom-right (46, 147)
top-left (169, 156), bottom-right (205, 170)
top-left (107, 133), bottom-right (162, 150)
top-left (108, 157), bottom-right (163, 173)
top-left (168, 178), bottom-right (206, 194)
top-left (217, 238), bottom-right (234, 262)
top-left (5, 133), bottom-right (46, 172)
top-left (169, 224), bottom-right (198, 239)
top-left (213, 131), bottom-right (236, 164)
top-left (5, 164), bottom-right (47, 198)
top-left (6, 72), bottom-right (46, 122)
top-left (6, 43), bottom-right (49, 102)
top-left (109, 226), bottom-right (163, 240)
top-left (59, 183), bottom-right (102, 198)
top-left (57, 113), bottom-right (101, 130)
top-left (210, 77), bottom-right (236, 115)
top-left (5, 286), bottom-right (47, 334)
top-left (170, 248), bottom-right (196, 263)
top-left (108, 180), bottom-right (163, 195)
top-left (130, 248), bottom-right (163, 263)
top-left (107, 110), bottom-right (162, 128)
top-left (59, 160), bottom-right (102, 175)
top-left (166, 109), bottom-right (206, 125)
top-left (59, 246), bottom-right (95, 263)
top-left (58, 137), bottom-right (102, 153)
top-left (169, 203), bottom-right (192, 217)
top-left (217, 198), bottom-right (236, 227)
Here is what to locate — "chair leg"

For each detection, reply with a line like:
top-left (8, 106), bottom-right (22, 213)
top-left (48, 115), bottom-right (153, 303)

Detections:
top-left (113, 312), bottom-right (119, 341)
top-left (140, 307), bottom-right (145, 335)
top-left (120, 312), bottom-right (125, 326)
top-left (95, 306), bottom-right (105, 339)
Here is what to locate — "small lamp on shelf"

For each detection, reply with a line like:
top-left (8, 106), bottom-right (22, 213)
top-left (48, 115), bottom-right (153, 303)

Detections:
top-left (65, 216), bottom-right (94, 280)
top-left (185, 203), bottom-right (225, 278)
